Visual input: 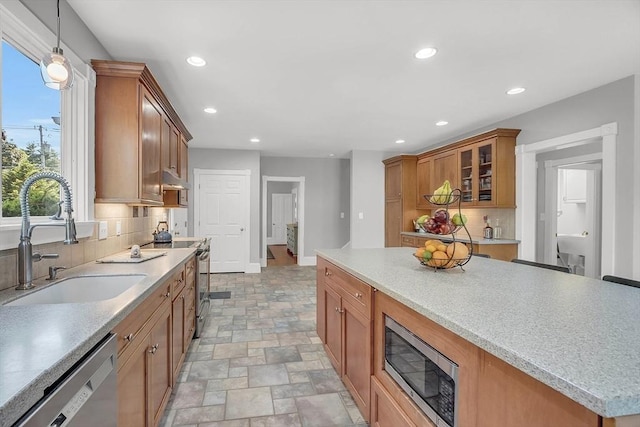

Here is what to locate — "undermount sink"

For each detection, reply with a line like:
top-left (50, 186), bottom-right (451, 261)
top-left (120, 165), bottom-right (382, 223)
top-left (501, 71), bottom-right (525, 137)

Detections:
top-left (5, 274), bottom-right (147, 306)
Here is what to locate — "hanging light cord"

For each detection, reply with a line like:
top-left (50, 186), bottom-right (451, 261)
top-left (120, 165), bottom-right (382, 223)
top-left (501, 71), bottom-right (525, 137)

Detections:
top-left (55, 0), bottom-right (61, 51)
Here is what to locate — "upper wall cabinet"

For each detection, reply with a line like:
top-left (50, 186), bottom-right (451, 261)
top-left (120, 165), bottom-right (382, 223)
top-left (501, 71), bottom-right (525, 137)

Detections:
top-left (417, 128), bottom-right (520, 209)
top-left (93, 60), bottom-right (192, 206)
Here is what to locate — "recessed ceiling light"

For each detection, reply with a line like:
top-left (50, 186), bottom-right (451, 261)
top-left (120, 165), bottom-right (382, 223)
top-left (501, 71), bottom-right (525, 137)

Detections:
top-left (186, 56), bottom-right (206, 67)
top-left (506, 87), bottom-right (526, 95)
top-left (329, 153), bottom-right (335, 157)
top-left (204, 107), bottom-right (217, 114)
top-left (436, 121), bottom-right (448, 126)
top-left (395, 139), bottom-right (405, 144)
top-left (415, 47), bottom-right (438, 59)
top-left (250, 138), bottom-right (260, 143)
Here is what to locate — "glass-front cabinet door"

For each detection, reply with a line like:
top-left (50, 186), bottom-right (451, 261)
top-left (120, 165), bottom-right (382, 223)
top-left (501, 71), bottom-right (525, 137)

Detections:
top-left (459, 139), bottom-right (495, 207)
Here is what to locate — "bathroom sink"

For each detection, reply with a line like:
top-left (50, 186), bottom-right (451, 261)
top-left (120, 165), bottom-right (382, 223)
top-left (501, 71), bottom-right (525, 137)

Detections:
top-left (5, 274), bottom-right (147, 306)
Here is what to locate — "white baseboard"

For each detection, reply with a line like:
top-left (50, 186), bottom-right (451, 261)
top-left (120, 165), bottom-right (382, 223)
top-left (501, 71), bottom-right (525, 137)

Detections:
top-left (298, 255), bottom-right (316, 266)
top-left (342, 241), bottom-right (351, 249)
top-left (245, 262), bottom-right (262, 273)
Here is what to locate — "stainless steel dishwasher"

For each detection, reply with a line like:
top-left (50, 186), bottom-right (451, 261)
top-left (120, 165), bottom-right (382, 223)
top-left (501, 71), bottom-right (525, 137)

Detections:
top-left (14, 334), bottom-right (117, 427)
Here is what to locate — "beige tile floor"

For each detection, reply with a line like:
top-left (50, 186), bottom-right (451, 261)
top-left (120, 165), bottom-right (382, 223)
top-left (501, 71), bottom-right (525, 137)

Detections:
top-left (159, 266), bottom-right (368, 427)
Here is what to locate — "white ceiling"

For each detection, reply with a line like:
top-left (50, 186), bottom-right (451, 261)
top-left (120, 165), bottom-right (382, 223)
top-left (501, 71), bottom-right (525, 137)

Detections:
top-left (67, 0), bottom-right (640, 158)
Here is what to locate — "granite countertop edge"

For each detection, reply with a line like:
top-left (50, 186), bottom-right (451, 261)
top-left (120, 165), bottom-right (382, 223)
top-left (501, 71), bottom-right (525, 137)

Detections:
top-left (0, 248), bottom-right (197, 427)
top-left (401, 231), bottom-right (520, 245)
top-left (315, 248), bottom-right (640, 418)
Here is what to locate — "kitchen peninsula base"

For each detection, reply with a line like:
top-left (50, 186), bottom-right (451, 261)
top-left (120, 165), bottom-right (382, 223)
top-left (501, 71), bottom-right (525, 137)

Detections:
top-left (316, 251), bottom-right (640, 427)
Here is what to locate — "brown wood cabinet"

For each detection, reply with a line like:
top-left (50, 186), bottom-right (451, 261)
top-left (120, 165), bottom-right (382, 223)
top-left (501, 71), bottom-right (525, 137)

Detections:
top-left (429, 149), bottom-right (458, 195)
top-left (317, 258), bottom-right (373, 422)
top-left (113, 256), bottom-right (196, 427)
top-left (383, 155), bottom-right (428, 247)
top-left (416, 156), bottom-right (431, 209)
top-left (93, 60), bottom-right (192, 206)
top-left (370, 376), bottom-right (421, 427)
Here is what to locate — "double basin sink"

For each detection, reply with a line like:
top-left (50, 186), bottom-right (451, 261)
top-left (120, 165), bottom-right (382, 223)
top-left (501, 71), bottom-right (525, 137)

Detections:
top-left (5, 274), bottom-right (147, 306)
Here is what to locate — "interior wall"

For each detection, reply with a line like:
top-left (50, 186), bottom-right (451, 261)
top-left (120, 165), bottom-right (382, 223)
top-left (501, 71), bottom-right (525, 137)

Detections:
top-left (266, 182), bottom-right (294, 239)
top-left (188, 148), bottom-right (261, 265)
top-left (261, 156), bottom-right (350, 256)
top-left (350, 150), bottom-right (384, 248)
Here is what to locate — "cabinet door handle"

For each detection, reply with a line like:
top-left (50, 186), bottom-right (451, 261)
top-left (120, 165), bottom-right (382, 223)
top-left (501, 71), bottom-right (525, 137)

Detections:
top-left (337, 308), bottom-right (344, 314)
top-left (124, 333), bottom-right (134, 342)
top-left (325, 269), bottom-right (332, 277)
top-left (164, 291), bottom-right (170, 298)
top-left (148, 343), bottom-right (159, 354)
top-left (181, 294), bottom-right (185, 300)
top-left (355, 292), bottom-right (362, 299)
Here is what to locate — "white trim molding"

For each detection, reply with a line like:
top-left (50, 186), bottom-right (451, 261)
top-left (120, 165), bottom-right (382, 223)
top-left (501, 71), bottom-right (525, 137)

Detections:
top-left (515, 122), bottom-right (617, 277)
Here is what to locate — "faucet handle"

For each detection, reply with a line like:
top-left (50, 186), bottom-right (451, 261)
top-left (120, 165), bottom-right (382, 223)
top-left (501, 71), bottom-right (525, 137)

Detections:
top-left (47, 266), bottom-right (67, 280)
top-left (50, 201), bottom-right (64, 220)
top-left (33, 253), bottom-right (59, 262)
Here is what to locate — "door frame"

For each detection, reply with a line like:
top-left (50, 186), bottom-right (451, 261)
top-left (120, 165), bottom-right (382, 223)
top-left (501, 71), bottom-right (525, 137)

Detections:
top-left (194, 168), bottom-right (251, 273)
top-left (543, 154), bottom-right (602, 277)
top-left (515, 122), bottom-right (617, 276)
top-left (261, 176), bottom-right (308, 267)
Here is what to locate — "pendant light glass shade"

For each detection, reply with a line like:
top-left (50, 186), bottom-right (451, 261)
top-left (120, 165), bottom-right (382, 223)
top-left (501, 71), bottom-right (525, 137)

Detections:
top-left (40, 0), bottom-right (74, 90)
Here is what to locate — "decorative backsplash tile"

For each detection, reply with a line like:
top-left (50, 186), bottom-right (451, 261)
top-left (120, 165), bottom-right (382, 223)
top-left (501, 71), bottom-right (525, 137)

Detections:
top-left (0, 205), bottom-right (168, 292)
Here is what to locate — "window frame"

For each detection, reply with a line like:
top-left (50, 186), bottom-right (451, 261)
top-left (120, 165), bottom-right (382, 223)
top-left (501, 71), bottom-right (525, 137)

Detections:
top-left (0, 1), bottom-right (94, 249)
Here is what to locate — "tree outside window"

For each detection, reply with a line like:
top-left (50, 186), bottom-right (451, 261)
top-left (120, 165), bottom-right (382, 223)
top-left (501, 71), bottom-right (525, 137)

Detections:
top-left (1, 40), bottom-right (62, 218)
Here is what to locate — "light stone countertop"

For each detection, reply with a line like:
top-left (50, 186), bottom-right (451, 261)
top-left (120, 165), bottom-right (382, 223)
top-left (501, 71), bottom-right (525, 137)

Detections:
top-left (0, 248), bottom-right (196, 427)
top-left (315, 247), bottom-right (640, 418)
top-left (401, 231), bottom-right (519, 245)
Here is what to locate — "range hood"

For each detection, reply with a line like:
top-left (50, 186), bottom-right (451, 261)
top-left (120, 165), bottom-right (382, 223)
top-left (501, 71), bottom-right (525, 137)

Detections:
top-left (162, 170), bottom-right (191, 190)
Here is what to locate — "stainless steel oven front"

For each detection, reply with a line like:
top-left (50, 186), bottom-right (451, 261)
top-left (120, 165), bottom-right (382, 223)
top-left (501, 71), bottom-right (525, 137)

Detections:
top-left (384, 316), bottom-right (458, 427)
top-left (194, 239), bottom-right (211, 338)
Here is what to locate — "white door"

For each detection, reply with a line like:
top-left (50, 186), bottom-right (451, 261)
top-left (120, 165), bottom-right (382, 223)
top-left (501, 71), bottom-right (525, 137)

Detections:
top-left (271, 193), bottom-right (292, 244)
top-left (195, 170), bottom-right (249, 273)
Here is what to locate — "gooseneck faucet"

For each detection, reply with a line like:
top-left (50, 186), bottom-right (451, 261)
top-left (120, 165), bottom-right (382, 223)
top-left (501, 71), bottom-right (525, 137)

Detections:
top-left (17, 171), bottom-right (78, 290)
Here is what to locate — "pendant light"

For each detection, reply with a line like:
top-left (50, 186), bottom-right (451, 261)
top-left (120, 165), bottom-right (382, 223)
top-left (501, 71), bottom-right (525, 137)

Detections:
top-left (40, 0), bottom-right (74, 90)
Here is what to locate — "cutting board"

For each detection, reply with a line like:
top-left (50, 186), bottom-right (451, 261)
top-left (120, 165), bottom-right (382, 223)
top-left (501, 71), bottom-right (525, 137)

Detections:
top-left (96, 250), bottom-right (167, 263)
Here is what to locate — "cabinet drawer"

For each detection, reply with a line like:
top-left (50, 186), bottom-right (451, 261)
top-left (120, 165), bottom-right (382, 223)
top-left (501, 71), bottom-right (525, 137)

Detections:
top-left (324, 263), bottom-right (372, 318)
top-left (171, 268), bottom-right (185, 299)
top-left (401, 236), bottom-right (417, 247)
top-left (113, 280), bottom-right (171, 363)
top-left (185, 256), bottom-right (196, 284)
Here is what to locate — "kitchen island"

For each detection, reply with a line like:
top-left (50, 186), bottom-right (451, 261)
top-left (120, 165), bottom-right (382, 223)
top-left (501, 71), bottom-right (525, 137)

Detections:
top-left (316, 247), bottom-right (640, 426)
top-left (0, 248), bottom-right (196, 427)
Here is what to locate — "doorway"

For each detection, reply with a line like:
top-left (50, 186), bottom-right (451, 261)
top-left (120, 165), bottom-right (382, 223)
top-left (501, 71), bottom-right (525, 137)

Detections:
top-left (269, 193), bottom-right (293, 245)
top-left (261, 176), bottom-right (306, 268)
top-left (515, 122), bottom-right (617, 277)
top-left (194, 169), bottom-right (250, 273)
top-left (543, 155), bottom-right (602, 278)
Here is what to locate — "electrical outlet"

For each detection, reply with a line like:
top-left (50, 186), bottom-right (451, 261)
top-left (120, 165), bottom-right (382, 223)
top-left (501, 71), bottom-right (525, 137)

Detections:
top-left (358, 212), bottom-right (364, 219)
top-left (98, 221), bottom-right (108, 240)
top-left (116, 220), bottom-right (122, 236)
top-left (340, 212), bottom-right (344, 219)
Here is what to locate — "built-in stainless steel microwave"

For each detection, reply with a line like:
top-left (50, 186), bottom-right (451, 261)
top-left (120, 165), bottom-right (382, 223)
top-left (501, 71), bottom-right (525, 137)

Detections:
top-left (384, 316), bottom-right (458, 427)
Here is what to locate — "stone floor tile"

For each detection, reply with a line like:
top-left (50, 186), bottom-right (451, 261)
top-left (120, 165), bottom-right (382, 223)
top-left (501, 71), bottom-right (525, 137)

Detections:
top-left (288, 371), bottom-right (310, 384)
top-left (271, 382), bottom-right (317, 399)
top-left (206, 376), bottom-right (248, 391)
top-left (273, 397), bottom-right (298, 415)
top-left (278, 332), bottom-right (313, 346)
top-left (265, 346), bottom-right (302, 364)
top-left (168, 380), bottom-right (206, 409)
top-left (173, 405), bottom-right (225, 425)
top-left (188, 359), bottom-right (229, 381)
top-left (248, 363), bottom-right (290, 387)
top-left (248, 339), bottom-right (281, 349)
top-left (202, 390), bottom-right (226, 406)
top-left (225, 386), bottom-right (274, 419)
top-left (228, 366), bottom-right (248, 377)
top-left (213, 342), bottom-right (248, 359)
top-left (248, 347), bottom-right (265, 357)
top-left (307, 369), bottom-right (347, 394)
top-left (295, 393), bottom-right (353, 427)
top-left (285, 360), bottom-right (325, 372)
top-left (198, 420), bottom-right (250, 427)
top-left (231, 329), bottom-right (263, 342)
top-left (250, 413), bottom-right (302, 427)
top-left (229, 354), bottom-right (267, 367)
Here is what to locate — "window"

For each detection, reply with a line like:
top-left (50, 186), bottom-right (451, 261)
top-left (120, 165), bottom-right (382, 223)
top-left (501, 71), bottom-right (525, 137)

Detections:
top-left (0, 1), bottom-right (94, 249)
top-left (2, 40), bottom-right (62, 218)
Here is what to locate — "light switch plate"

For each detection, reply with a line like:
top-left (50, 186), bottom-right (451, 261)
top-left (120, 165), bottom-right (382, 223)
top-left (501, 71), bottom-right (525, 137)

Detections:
top-left (340, 212), bottom-right (344, 219)
top-left (98, 221), bottom-right (108, 240)
top-left (358, 212), bottom-right (364, 219)
top-left (116, 220), bottom-right (121, 236)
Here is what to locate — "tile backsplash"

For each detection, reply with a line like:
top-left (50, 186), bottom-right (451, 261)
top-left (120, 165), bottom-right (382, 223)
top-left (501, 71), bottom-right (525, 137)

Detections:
top-left (457, 208), bottom-right (515, 240)
top-left (0, 204), bottom-right (168, 292)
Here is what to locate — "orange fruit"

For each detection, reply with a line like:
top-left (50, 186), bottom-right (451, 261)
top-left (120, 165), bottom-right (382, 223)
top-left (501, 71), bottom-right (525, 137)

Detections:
top-left (436, 244), bottom-right (448, 252)
top-left (425, 239), bottom-right (443, 248)
top-left (429, 251), bottom-right (449, 267)
top-left (415, 248), bottom-right (426, 257)
top-left (446, 242), bottom-right (469, 259)
top-left (425, 244), bottom-right (437, 253)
